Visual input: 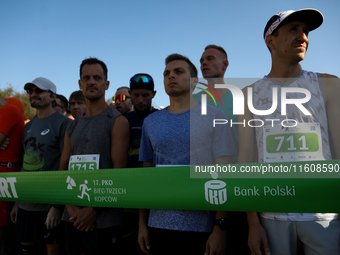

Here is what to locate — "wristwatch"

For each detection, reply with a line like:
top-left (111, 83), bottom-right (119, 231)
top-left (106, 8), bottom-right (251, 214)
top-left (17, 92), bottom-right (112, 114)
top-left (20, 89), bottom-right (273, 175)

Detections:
top-left (214, 218), bottom-right (230, 230)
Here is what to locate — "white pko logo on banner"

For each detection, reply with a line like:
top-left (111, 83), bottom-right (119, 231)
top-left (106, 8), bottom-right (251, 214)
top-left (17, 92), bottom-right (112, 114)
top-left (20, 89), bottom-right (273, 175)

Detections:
top-left (204, 173), bottom-right (227, 205)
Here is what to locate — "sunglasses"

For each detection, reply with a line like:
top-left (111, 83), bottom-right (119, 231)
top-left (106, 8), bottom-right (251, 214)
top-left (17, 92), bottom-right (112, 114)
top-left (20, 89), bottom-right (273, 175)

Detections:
top-left (54, 103), bottom-right (64, 109)
top-left (26, 88), bottom-right (50, 95)
top-left (113, 94), bottom-right (131, 102)
top-left (130, 74), bottom-right (153, 84)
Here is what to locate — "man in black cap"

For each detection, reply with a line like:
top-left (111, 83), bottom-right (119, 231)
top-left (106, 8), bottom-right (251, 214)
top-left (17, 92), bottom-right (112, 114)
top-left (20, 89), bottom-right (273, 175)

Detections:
top-left (121, 74), bottom-right (157, 254)
top-left (124, 73), bottom-right (157, 168)
top-left (238, 8), bottom-right (340, 255)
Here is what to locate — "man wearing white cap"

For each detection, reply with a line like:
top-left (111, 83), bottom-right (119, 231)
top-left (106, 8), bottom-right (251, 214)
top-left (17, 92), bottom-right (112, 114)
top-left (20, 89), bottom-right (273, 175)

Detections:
top-left (11, 77), bottom-right (71, 255)
top-left (238, 9), bottom-right (340, 255)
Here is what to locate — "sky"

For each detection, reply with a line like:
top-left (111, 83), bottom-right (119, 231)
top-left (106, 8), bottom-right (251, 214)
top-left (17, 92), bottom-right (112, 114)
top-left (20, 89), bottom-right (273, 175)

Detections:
top-left (1, 0), bottom-right (339, 109)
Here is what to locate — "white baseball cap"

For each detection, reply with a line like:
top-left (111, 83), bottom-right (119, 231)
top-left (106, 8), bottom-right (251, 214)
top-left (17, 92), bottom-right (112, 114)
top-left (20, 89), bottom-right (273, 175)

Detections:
top-left (24, 77), bottom-right (57, 93)
top-left (264, 9), bottom-right (324, 40)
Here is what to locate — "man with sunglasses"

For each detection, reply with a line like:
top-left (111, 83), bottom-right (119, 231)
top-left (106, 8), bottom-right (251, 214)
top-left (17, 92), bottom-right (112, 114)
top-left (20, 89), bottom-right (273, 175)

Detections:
top-left (11, 77), bottom-right (71, 255)
top-left (124, 73), bottom-right (157, 168)
top-left (113, 86), bottom-right (133, 114)
top-left (58, 58), bottom-right (129, 255)
top-left (122, 73), bottom-right (157, 254)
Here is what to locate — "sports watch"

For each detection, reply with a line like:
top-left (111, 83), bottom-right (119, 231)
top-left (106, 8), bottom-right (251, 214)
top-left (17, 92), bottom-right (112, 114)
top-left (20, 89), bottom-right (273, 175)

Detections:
top-left (214, 218), bottom-right (230, 230)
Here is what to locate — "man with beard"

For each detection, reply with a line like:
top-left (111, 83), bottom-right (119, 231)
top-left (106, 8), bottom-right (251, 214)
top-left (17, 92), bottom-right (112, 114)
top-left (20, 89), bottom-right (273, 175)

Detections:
top-left (124, 73), bottom-right (157, 168)
top-left (11, 77), bottom-right (71, 255)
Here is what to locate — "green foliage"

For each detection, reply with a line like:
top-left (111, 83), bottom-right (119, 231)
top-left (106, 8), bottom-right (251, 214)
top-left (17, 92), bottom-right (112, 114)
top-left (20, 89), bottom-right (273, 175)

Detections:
top-left (0, 84), bottom-right (36, 120)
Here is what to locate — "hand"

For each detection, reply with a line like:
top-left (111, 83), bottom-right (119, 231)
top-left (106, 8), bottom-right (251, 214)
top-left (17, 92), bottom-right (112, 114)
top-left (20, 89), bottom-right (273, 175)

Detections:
top-left (138, 224), bottom-right (150, 255)
top-left (0, 138), bottom-right (9, 150)
top-left (248, 222), bottom-right (271, 255)
top-left (69, 207), bottom-right (97, 232)
top-left (10, 202), bottom-right (18, 224)
top-left (45, 206), bottom-right (62, 230)
top-left (205, 226), bottom-right (227, 255)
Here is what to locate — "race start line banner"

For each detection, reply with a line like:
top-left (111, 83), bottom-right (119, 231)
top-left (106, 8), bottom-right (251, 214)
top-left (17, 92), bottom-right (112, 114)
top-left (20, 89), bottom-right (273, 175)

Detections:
top-left (0, 160), bottom-right (339, 213)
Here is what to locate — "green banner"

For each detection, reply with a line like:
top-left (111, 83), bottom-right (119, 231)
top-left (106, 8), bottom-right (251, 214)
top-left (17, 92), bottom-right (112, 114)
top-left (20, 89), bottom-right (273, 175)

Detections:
top-left (0, 160), bottom-right (339, 213)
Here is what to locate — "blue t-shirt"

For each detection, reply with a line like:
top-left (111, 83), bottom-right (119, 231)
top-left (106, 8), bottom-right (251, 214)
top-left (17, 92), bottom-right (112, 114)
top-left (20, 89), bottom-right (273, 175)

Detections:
top-left (139, 103), bottom-right (235, 232)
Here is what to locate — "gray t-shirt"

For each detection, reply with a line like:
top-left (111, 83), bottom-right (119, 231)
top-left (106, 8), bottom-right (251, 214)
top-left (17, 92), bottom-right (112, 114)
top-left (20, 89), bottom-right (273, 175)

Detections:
top-left (62, 106), bottom-right (124, 228)
top-left (20, 111), bottom-right (71, 211)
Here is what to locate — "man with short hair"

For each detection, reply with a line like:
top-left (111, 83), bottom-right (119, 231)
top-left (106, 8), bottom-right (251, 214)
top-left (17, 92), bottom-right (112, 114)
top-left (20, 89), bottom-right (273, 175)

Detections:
top-left (238, 9), bottom-right (340, 255)
top-left (58, 57), bottom-right (129, 255)
top-left (138, 54), bottom-right (236, 254)
top-left (54, 94), bottom-right (68, 114)
top-left (199, 45), bottom-right (248, 254)
top-left (114, 86), bottom-right (133, 114)
top-left (68, 90), bottom-right (86, 119)
top-left (198, 44), bottom-right (239, 160)
top-left (11, 77), bottom-right (71, 255)
top-left (124, 73), bottom-right (157, 168)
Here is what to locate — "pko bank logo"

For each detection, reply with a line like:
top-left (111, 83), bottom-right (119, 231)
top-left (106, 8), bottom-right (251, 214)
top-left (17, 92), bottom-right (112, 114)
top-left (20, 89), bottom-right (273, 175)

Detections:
top-left (204, 173), bottom-right (227, 205)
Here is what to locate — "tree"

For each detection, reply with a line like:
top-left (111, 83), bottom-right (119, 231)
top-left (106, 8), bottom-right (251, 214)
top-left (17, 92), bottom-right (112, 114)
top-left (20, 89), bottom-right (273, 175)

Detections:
top-left (0, 84), bottom-right (36, 120)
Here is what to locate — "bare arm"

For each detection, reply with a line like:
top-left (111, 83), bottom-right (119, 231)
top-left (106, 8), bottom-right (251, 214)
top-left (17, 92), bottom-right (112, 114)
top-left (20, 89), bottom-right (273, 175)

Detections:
top-left (321, 74), bottom-right (340, 159)
top-left (111, 115), bottom-right (130, 168)
top-left (205, 211), bottom-right (228, 255)
top-left (214, 155), bottom-right (233, 165)
top-left (58, 130), bottom-right (71, 170)
top-left (0, 132), bottom-right (7, 146)
top-left (138, 161), bottom-right (153, 255)
top-left (237, 86), bottom-right (257, 164)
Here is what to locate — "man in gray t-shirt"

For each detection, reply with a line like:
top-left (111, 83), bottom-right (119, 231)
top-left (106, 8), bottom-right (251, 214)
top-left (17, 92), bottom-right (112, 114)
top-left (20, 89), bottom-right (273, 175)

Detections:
top-left (11, 77), bottom-right (71, 255)
top-left (58, 58), bottom-right (129, 255)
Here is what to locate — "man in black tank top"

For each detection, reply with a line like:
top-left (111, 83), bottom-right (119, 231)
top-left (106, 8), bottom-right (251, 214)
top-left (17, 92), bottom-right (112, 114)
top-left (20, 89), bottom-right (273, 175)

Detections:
top-left (58, 58), bottom-right (129, 255)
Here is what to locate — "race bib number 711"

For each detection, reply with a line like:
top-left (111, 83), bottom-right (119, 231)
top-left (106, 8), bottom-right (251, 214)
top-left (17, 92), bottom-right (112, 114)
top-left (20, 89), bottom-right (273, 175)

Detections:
top-left (263, 123), bottom-right (324, 163)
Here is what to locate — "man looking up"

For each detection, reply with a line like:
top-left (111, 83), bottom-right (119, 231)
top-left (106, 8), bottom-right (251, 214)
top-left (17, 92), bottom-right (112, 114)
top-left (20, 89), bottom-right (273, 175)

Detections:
top-left (138, 54), bottom-right (235, 255)
top-left (199, 45), bottom-right (248, 254)
top-left (58, 58), bottom-right (129, 255)
top-left (238, 9), bottom-right (340, 255)
top-left (114, 86), bottom-right (133, 114)
top-left (198, 44), bottom-right (239, 160)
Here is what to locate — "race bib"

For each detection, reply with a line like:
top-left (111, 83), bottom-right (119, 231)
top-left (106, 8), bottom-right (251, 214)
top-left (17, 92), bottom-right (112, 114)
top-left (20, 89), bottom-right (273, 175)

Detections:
top-left (263, 123), bottom-right (324, 162)
top-left (68, 154), bottom-right (100, 170)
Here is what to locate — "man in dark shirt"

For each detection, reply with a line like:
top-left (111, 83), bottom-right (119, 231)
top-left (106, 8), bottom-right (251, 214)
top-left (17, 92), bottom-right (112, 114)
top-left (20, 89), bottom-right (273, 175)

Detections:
top-left (124, 73), bottom-right (157, 168)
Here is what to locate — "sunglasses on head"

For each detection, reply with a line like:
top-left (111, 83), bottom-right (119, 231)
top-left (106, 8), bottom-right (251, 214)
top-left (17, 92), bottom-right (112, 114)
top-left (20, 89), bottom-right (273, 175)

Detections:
top-left (26, 87), bottom-right (50, 95)
top-left (113, 94), bottom-right (131, 102)
top-left (130, 74), bottom-right (153, 84)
